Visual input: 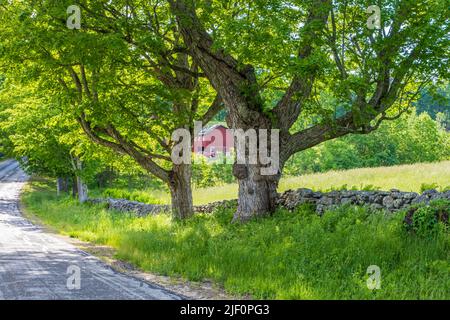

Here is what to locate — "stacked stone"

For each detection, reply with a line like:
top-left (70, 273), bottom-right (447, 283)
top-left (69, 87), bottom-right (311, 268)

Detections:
top-left (87, 198), bottom-right (170, 216)
top-left (193, 199), bottom-right (238, 214)
top-left (277, 188), bottom-right (450, 214)
top-left (87, 188), bottom-right (450, 217)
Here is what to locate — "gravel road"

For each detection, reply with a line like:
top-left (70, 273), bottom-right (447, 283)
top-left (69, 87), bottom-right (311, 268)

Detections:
top-left (0, 160), bottom-right (182, 300)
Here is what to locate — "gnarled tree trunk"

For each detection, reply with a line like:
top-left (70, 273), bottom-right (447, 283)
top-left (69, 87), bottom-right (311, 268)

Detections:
top-left (168, 163), bottom-right (193, 219)
top-left (233, 163), bottom-right (280, 222)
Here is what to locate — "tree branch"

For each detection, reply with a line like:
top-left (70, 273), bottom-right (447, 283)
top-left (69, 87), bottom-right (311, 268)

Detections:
top-left (77, 112), bottom-right (170, 182)
top-left (273, 0), bottom-right (332, 131)
top-left (198, 94), bottom-right (223, 124)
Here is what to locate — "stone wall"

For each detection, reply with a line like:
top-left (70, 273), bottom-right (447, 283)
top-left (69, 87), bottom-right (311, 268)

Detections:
top-left (276, 188), bottom-right (450, 214)
top-left (88, 198), bottom-right (170, 216)
top-left (88, 188), bottom-right (450, 217)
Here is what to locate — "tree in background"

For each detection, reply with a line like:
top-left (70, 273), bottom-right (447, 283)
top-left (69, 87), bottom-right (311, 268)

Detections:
top-left (416, 85), bottom-right (450, 130)
top-left (0, 79), bottom-right (85, 199)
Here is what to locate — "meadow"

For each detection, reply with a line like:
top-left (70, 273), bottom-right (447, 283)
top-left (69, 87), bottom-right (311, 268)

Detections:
top-left (101, 161), bottom-right (450, 205)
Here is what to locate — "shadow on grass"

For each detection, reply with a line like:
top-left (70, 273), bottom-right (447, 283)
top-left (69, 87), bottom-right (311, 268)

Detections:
top-left (22, 183), bottom-right (450, 300)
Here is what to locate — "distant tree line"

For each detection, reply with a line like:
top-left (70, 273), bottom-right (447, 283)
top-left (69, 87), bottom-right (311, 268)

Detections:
top-left (416, 85), bottom-right (450, 130)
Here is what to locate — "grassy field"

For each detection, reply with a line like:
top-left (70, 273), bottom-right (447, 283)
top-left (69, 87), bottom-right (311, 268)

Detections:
top-left (22, 164), bottom-right (450, 299)
top-left (133, 161), bottom-right (450, 205)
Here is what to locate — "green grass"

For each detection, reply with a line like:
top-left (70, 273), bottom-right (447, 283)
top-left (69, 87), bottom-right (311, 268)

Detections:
top-left (104, 160), bottom-right (450, 205)
top-left (190, 161), bottom-right (450, 205)
top-left (22, 181), bottom-right (450, 299)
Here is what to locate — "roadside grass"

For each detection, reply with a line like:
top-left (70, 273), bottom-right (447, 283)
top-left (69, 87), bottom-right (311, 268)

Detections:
top-left (100, 161), bottom-right (450, 205)
top-left (22, 181), bottom-right (450, 299)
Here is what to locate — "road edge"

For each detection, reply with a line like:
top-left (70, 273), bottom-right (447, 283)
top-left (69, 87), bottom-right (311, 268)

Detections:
top-left (19, 180), bottom-right (238, 300)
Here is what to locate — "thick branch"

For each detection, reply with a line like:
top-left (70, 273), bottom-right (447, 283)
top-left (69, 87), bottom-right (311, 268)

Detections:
top-left (168, 0), bottom-right (263, 124)
top-left (283, 112), bottom-right (356, 162)
top-left (273, 0), bottom-right (332, 131)
top-left (198, 94), bottom-right (223, 124)
top-left (77, 113), bottom-right (170, 182)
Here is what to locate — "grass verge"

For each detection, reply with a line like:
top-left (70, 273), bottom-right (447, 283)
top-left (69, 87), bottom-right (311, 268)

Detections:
top-left (22, 180), bottom-right (449, 299)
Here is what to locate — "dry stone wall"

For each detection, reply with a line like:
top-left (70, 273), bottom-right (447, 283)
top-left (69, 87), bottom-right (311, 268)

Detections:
top-left (88, 188), bottom-right (450, 216)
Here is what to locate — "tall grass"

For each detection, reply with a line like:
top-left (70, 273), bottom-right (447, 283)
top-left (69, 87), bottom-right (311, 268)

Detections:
top-left (189, 161), bottom-right (450, 204)
top-left (96, 161), bottom-right (450, 205)
top-left (105, 161), bottom-right (450, 205)
top-left (23, 183), bottom-right (450, 299)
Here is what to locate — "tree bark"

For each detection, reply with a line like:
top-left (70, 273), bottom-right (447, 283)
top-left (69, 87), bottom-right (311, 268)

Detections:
top-left (74, 158), bottom-right (88, 203)
top-left (233, 164), bottom-right (280, 222)
top-left (229, 114), bottom-right (282, 221)
top-left (56, 177), bottom-right (69, 196)
top-left (56, 177), bottom-right (64, 197)
top-left (72, 175), bottom-right (78, 198)
top-left (168, 164), bottom-right (193, 219)
top-left (77, 175), bottom-right (88, 203)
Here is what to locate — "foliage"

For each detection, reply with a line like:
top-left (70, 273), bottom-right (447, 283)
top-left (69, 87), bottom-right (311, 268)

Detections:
top-left (0, 80), bottom-right (76, 178)
top-left (0, 79), bottom-right (153, 187)
top-left (420, 183), bottom-right (450, 193)
top-left (404, 200), bottom-right (450, 238)
top-left (416, 85), bottom-right (450, 129)
top-left (285, 110), bottom-right (450, 176)
top-left (192, 154), bottom-right (235, 188)
top-left (101, 188), bottom-right (166, 205)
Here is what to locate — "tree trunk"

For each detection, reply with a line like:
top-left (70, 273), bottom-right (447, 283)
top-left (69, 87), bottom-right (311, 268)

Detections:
top-left (74, 158), bottom-right (88, 203)
top-left (72, 175), bottom-right (78, 198)
top-left (56, 177), bottom-right (64, 196)
top-left (77, 175), bottom-right (88, 203)
top-left (168, 164), bottom-right (193, 219)
top-left (233, 163), bottom-right (280, 222)
top-left (57, 177), bottom-right (69, 196)
top-left (62, 177), bottom-right (69, 193)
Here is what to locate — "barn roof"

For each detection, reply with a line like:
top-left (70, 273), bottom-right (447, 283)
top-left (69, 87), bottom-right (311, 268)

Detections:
top-left (199, 124), bottom-right (228, 136)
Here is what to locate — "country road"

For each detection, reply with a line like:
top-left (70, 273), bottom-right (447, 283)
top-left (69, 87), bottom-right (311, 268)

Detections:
top-left (0, 160), bottom-right (182, 300)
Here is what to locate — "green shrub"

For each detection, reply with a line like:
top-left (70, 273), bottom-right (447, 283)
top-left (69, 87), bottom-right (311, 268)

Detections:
top-left (192, 154), bottom-right (235, 188)
top-left (285, 110), bottom-right (450, 176)
top-left (420, 182), bottom-right (440, 193)
top-left (102, 188), bottom-right (165, 205)
top-left (404, 200), bottom-right (449, 237)
top-left (420, 183), bottom-right (450, 193)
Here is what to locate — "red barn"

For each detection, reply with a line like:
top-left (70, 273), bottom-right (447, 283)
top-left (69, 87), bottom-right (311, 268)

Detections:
top-left (193, 124), bottom-right (234, 158)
